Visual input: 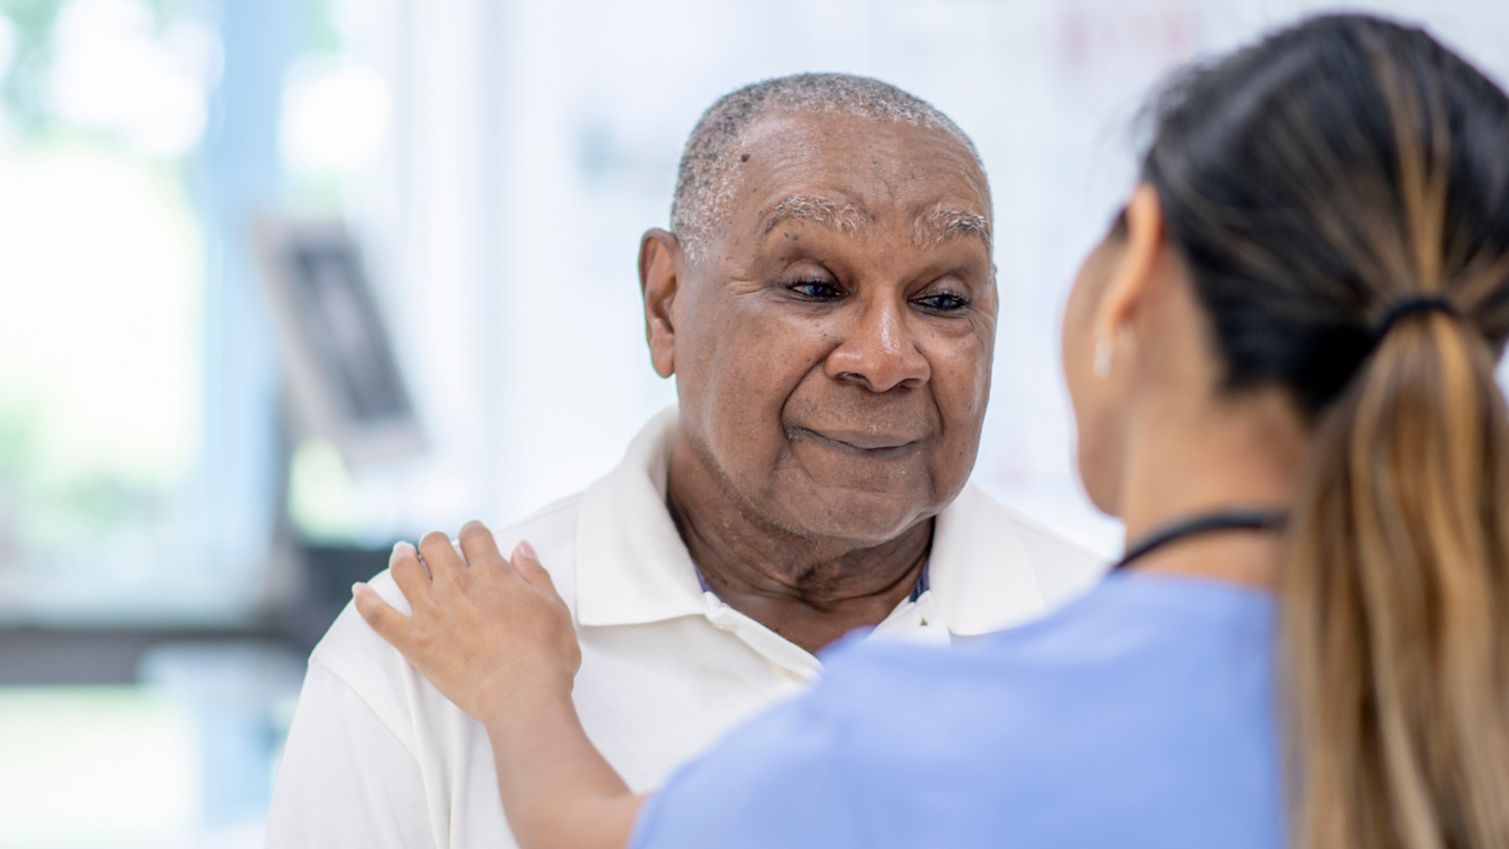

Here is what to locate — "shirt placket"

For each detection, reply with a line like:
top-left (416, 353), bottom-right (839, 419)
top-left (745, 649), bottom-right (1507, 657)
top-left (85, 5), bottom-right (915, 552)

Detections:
top-left (703, 594), bottom-right (824, 687)
top-left (700, 585), bottom-right (954, 694)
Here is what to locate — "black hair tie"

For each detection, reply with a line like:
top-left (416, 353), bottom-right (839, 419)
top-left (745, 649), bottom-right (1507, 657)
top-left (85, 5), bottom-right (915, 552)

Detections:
top-left (1375, 297), bottom-right (1459, 341)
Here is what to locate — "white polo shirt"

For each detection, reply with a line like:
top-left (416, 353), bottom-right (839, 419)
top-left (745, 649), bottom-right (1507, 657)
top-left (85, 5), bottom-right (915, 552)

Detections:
top-left (265, 410), bottom-right (1105, 849)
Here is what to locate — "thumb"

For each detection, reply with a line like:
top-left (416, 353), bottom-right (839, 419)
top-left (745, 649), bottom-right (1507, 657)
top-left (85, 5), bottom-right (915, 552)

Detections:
top-left (353, 582), bottom-right (412, 648)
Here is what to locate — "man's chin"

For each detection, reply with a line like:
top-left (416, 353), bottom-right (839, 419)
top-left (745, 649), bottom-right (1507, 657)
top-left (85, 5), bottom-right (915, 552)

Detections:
top-left (771, 489), bottom-right (938, 547)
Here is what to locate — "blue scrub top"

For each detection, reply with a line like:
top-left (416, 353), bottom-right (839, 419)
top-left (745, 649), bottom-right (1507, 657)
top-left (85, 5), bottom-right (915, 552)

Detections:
top-left (630, 572), bottom-right (1282, 849)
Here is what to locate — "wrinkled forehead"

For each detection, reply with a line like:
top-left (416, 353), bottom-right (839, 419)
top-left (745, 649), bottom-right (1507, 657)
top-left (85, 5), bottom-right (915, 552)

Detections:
top-left (723, 112), bottom-right (993, 249)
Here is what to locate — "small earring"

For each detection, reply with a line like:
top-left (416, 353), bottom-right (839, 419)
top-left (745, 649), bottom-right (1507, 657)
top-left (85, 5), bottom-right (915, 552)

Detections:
top-left (1093, 335), bottom-right (1113, 379)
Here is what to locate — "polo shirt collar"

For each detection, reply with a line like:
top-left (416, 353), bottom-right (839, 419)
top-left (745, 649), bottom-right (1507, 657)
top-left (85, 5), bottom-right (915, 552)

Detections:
top-left (575, 409), bottom-right (707, 627)
top-left (574, 408), bottom-right (1048, 635)
top-left (928, 483), bottom-right (1048, 634)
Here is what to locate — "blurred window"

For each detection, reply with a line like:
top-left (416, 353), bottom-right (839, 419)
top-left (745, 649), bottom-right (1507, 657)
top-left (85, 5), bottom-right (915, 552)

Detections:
top-left (0, 0), bottom-right (393, 622)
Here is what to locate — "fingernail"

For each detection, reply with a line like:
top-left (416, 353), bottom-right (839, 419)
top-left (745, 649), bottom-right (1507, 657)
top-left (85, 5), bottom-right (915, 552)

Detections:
top-left (516, 540), bottom-right (537, 560)
top-left (351, 581), bottom-right (367, 596)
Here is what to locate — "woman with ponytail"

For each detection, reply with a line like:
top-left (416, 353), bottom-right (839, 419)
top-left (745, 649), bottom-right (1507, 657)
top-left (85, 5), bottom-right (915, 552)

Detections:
top-left (348, 13), bottom-right (1509, 849)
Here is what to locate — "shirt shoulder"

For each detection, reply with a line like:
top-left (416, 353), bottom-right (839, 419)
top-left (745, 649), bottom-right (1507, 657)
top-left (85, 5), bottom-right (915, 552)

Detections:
top-left (306, 493), bottom-right (587, 740)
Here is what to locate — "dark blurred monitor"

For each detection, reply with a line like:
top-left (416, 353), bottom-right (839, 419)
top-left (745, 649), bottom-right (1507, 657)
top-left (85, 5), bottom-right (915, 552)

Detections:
top-left (253, 218), bottom-right (424, 467)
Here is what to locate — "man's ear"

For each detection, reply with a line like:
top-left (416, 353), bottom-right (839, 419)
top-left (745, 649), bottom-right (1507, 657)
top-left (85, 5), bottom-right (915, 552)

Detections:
top-left (639, 228), bottom-right (682, 378)
top-left (1093, 184), bottom-right (1164, 345)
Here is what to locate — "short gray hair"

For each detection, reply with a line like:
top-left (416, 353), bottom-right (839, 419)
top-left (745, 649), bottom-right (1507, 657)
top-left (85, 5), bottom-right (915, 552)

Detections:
top-left (671, 72), bottom-right (985, 262)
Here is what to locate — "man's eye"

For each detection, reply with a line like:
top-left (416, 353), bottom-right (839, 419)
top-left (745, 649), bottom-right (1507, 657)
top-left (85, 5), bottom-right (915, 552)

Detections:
top-left (915, 292), bottom-right (970, 312)
top-left (788, 279), bottom-right (843, 300)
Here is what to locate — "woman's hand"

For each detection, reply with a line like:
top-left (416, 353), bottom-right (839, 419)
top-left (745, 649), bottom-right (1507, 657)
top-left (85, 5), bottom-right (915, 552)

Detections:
top-left (355, 521), bottom-right (638, 849)
top-left (353, 520), bottom-right (582, 722)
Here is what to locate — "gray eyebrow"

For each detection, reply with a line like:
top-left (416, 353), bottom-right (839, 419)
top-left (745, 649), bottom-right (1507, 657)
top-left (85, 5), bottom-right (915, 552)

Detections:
top-left (760, 194), bottom-right (869, 236)
top-left (912, 205), bottom-right (991, 250)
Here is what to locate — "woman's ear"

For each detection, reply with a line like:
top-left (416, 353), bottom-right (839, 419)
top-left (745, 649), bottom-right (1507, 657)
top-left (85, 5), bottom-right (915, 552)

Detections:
top-left (1093, 184), bottom-right (1165, 345)
top-left (638, 229), bottom-right (682, 378)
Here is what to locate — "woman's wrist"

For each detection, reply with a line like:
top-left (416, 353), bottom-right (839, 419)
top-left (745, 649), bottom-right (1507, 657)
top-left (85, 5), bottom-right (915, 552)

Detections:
top-left (475, 671), bottom-right (576, 735)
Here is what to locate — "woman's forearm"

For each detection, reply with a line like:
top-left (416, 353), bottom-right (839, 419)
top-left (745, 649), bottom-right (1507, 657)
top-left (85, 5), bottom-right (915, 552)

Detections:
top-left (481, 685), bottom-right (644, 849)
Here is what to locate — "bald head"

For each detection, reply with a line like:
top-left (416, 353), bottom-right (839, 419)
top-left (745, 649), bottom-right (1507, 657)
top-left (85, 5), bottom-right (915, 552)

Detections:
top-left (671, 73), bottom-right (987, 262)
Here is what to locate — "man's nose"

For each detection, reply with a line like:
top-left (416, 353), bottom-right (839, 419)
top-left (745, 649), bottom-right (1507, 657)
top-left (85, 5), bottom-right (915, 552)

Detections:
top-left (824, 298), bottom-right (930, 392)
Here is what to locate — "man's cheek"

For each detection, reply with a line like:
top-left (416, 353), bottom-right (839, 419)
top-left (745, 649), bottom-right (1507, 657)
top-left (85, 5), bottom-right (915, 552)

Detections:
top-left (732, 333), bottom-right (820, 398)
top-left (932, 357), bottom-right (990, 420)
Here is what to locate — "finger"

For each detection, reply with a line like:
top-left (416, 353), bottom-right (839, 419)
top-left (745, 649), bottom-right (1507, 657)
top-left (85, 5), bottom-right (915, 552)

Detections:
top-left (388, 541), bottom-right (432, 610)
top-left (459, 520), bottom-right (507, 571)
top-left (510, 541), bottom-right (560, 595)
top-left (419, 529), bottom-right (464, 584)
top-left (353, 582), bottom-right (412, 647)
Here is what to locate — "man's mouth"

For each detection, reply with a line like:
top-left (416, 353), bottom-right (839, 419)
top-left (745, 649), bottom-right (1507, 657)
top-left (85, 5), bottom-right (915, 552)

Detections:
top-left (790, 426), bottom-right (923, 456)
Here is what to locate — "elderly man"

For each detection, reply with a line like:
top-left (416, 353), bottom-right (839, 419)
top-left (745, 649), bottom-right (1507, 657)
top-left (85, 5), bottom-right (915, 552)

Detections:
top-left (265, 73), bottom-right (1102, 847)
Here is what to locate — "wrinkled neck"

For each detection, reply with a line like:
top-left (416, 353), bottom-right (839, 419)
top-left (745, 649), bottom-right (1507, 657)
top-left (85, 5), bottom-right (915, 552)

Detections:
top-left (666, 436), bottom-right (932, 653)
